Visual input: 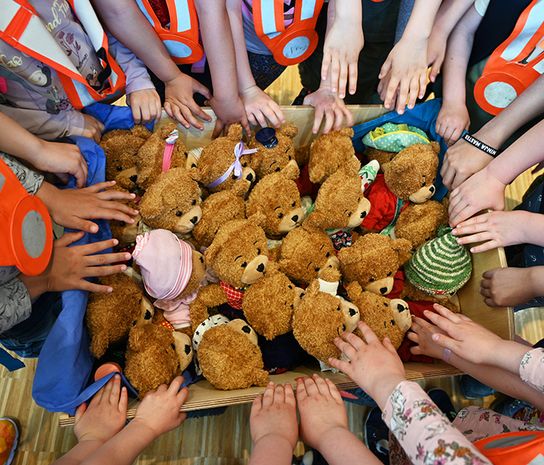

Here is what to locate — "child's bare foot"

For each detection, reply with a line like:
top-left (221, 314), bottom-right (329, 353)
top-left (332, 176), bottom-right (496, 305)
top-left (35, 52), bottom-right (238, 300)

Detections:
top-left (74, 374), bottom-right (128, 443)
top-left (297, 375), bottom-right (349, 451)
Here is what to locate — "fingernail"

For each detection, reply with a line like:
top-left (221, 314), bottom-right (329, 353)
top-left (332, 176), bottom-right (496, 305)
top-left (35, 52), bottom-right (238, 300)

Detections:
top-left (121, 265), bottom-right (127, 271)
top-left (432, 334), bottom-right (439, 341)
top-left (91, 225), bottom-right (98, 233)
top-left (112, 239), bottom-right (119, 245)
top-left (470, 248), bottom-right (476, 253)
top-left (124, 253), bottom-right (131, 260)
top-left (107, 287), bottom-right (113, 293)
top-left (130, 193), bottom-right (136, 198)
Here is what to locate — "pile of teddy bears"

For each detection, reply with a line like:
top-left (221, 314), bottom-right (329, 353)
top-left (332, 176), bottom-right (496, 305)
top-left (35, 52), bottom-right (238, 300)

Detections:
top-left (85, 120), bottom-right (472, 396)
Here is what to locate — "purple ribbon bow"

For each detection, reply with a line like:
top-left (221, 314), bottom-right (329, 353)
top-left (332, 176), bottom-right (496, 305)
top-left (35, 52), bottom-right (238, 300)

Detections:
top-left (207, 142), bottom-right (258, 189)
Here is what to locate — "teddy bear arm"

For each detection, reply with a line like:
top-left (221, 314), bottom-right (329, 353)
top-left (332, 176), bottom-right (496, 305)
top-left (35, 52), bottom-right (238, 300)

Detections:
top-left (190, 284), bottom-right (228, 331)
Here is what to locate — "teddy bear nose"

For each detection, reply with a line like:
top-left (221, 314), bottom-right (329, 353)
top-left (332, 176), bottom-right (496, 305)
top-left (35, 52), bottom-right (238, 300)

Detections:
top-left (291, 214), bottom-right (299, 222)
top-left (257, 263), bottom-right (265, 273)
top-left (429, 185), bottom-right (435, 193)
top-left (190, 216), bottom-right (198, 225)
top-left (360, 211), bottom-right (367, 218)
top-left (184, 344), bottom-right (191, 355)
top-left (130, 174), bottom-right (138, 183)
top-left (246, 172), bottom-right (254, 182)
top-left (379, 287), bottom-right (388, 295)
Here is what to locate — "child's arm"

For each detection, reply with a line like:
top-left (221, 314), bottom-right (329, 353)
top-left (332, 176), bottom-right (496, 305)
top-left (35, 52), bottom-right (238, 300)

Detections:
top-left (427, 0), bottom-right (475, 82)
top-left (378, 0), bottom-right (442, 114)
top-left (225, 0), bottom-right (284, 129)
top-left (91, 0), bottom-right (212, 130)
top-left (0, 112), bottom-right (88, 188)
top-left (249, 383), bottom-right (297, 465)
top-left (442, 73), bottom-right (544, 190)
top-left (321, 0), bottom-right (364, 98)
top-left (449, 118), bottom-right (544, 226)
top-left (436, 5), bottom-right (483, 145)
top-left (79, 377), bottom-right (188, 465)
top-left (195, 0), bottom-right (250, 136)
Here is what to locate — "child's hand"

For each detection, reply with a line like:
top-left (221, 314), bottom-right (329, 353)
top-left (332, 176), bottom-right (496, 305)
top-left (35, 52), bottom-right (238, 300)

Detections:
top-left (378, 36), bottom-right (428, 114)
top-left (436, 102), bottom-right (470, 146)
top-left (209, 95), bottom-right (250, 138)
top-left (329, 323), bottom-right (405, 410)
top-left (71, 114), bottom-right (104, 143)
top-left (303, 85), bottom-right (353, 134)
top-left (250, 382), bottom-right (297, 450)
top-left (427, 31), bottom-right (447, 83)
top-left (164, 73), bottom-right (212, 130)
top-left (321, 17), bottom-right (364, 98)
top-left (241, 86), bottom-right (285, 129)
top-left (74, 374), bottom-right (128, 444)
top-left (30, 140), bottom-right (88, 188)
top-left (452, 211), bottom-right (528, 253)
top-left (448, 167), bottom-right (506, 227)
top-left (481, 267), bottom-right (541, 307)
top-left (132, 377), bottom-right (188, 438)
top-left (440, 137), bottom-right (494, 190)
top-left (297, 375), bottom-right (348, 452)
top-left (408, 316), bottom-right (449, 360)
top-left (127, 88), bottom-right (162, 124)
top-left (36, 181), bottom-right (138, 234)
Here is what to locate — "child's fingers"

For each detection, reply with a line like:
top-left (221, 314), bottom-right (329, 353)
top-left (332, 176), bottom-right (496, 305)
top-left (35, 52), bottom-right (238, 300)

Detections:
top-left (330, 56), bottom-right (340, 94)
top-left (96, 190), bottom-right (136, 202)
top-left (384, 77), bottom-right (400, 110)
top-left (193, 80), bottom-right (212, 101)
top-left (110, 374), bottom-right (121, 404)
top-left (140, 102), bottom-right (151, 124)
top-left (378, 58), bottom-right (392, 80)
top-left (85, 252), bottom-right (130, 267)
top-left (263, 105), bottom-right (281, 128)
top-left (55, 231), bottom-right (85, 248)
top-left (343, 332), bottom-right (364, 351)
top-left (328, 357), bottom-right (351, 377)
top-left (410, 346), bottom-right (422, 355)
top-left (68, 217), bottom-right (98, 234)
top-left (325, 378), bottom-right (343, 403)
top-left (180, 105), bottom-right (202, 130)
top-left (348, 62), bottom-right (358, 95)
top-left (303, 377), bottom-right (319, 397)
top-left (332, 106), bottom-right (344, 132)
top-left (418, 70), bottom-right (427, 100)
top-left (431, 332), bottom-right (460, 355)
top-left (296, 378), bottom-right (308, 402)
top-left (406, 331), bottom-right (419, 343)
top-left (83, 264), bottom-right (127, 278)
top-left (274, 384), bottom-right (285, 403)
top-left (119, 386), bottom-right (128, 414)
top-left (251, 394), bottom-right (263, 414)
top-left (482, 268), bottom-right (499, 281)
top-left (322, 108), bottom-right (335, 134)
top-left (132, 105), bottom-right (142, 125)
top-left (321, 52), bottom-right (332, 81)
top-left (247, 113), bottom-right (258, 127)
top-left (75, 402), bottom-right (87, 422)
top-left (480, 286), bottom-right (492, 298)
top-left (167, 376), bottom-right (184, 395)
top-left (85, 180), bottom-right (117, 193)
top-left (396, 78), bottom-right (410, 114)
top-left (382, 337), bottom-right (398, 355)
top-left (254, 110), bottom-right (268, 129)
top-left (312, 106), bottom-right (324, 134)
top-left (407, 76), bottom-right (419, 110)
top-left (334, 337), bottom-right (357, 360)
top-left (269, 103), bottom-right (285, 125)
top-left (311, 374), bottom-right (329, 397)
top-left (94, 208), bottom-right (136, 224)
top-left (78, 239), bottom-right (120, 259)
top-left (480, 277), bottom-right (491, 289)
top-left (176, 387), bottom-right (189, 406)
top-left (262, 382), bottom-right (275, 408)
top-left (212, 120), bottom-right (225, 139)
top-left (424, 310), bottom-right (458, 335)
top-left (339, 61), bottom-right (348, 99)
top-left (357, 322), bottom-right (378, 344)
top-left (172, 105), bottom-right (191, 129)
top-left (78, 280), bottom-right (113, 294)
top-left (187, 100), bottom-right (212, 124)
top-left (284, 384), bottom-right (296, 407)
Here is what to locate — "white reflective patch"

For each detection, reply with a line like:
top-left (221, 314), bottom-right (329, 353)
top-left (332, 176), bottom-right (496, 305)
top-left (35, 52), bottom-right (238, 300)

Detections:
top-left (484, 81), bottom-right (517, 109)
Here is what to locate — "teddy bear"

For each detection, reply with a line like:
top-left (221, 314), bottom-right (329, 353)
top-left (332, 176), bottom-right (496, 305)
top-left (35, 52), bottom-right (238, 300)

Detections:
top-left (251, 124), bottom-right (299, 178)
top-left (278, 225), bottom-right (339, 286)
top-left (124, 303), bottom-right (193, 397)
top-left (101, 125), bottom-right (151, 190)
top-left (308, 128), bottom-right (360, 184)
top-left (345, 282), bottom-right (411, 349)
top-left (292, 268), bottom-right (361, 364)
top-left (242, 265), bottom-right (304, 340)
top-left (394, 200), bottom-right (448, 250)
top-left (133, 122), bottom-right (187, 190)
top-left (196, 124), bottom-right (258, 194)
top-left (246, 161), bottom-right (305, 238)
top-left (131, 229), bottom-right (211, 331)
top-left (191, 186), bottom-right (247, 249)
top-left (86, 272), bottom-right (146, 359)
top-left (139, 167), bottom-right (202, 235)
top-left (361, 142), bottom-right (440, 233)
top-left (338, 233), bottom-right (412, 296)
top-left (106, 184), bottom-right (141, 246)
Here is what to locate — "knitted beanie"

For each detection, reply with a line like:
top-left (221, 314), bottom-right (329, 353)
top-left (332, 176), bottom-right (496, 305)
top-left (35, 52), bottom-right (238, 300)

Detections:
top-left (405, 226), bottom-right (472, 295)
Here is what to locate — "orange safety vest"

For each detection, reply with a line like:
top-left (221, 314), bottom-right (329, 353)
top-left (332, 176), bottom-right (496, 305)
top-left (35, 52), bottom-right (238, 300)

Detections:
top-left (135, 0), bottom-right (204, 65)
top-left (475, 431), bottom-right (544, 465)
top-left (474, 0), bottom-right (544, 115)
top-left (253, 0), bottom-right (325, 66)
top-left (0, 157), bottom-right (53, 277)
top-left (0, 0), bottom-right (126, 110)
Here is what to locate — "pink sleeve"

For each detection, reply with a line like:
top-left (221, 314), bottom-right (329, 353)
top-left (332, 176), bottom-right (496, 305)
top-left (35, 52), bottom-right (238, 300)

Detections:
top-left (519, 348), bottom-right (544, 393)
top-left (382, 381), bottom-right (491, 465)
top-left (107, 34), bottom-right (155, 95)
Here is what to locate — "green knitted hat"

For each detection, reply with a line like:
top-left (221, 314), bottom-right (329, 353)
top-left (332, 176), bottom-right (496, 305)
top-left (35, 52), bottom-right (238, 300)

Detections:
top-left (405, 226), bottom-right (472, 296)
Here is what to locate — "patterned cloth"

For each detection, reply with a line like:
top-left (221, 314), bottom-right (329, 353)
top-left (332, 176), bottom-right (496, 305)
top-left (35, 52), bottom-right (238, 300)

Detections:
top-left (329, 229), bottom-right (353, 250)
top-left (220, 281), bottom-right (245, 310)
top-left (362, 123), bottom-right (430, 152)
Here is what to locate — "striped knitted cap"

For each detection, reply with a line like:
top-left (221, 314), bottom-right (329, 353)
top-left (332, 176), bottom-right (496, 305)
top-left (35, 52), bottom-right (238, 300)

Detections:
top-left (405, 226), bottom-right (472, 295)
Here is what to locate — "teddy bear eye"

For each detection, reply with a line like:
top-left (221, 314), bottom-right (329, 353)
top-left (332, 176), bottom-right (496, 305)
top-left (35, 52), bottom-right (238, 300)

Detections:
top-left (326, 252), bottom-right (331, 258)
top-left (199, 256), bottom-right (204, 264)
top-left (277, 212), bottom-right (284, 219)
top-left (191, 199), bottom-right (197, 206)
top-left (241, 261), bottom-right (248, 268)
top-left (387, 271), bottom-right (392, 277)
top-left (116, 166), bottom-right (123, 171)
top-left (291, 201), bottom-right (296, 207)
top-left (314, 266), bottom-right (320, 272)
top-left (176, 210), bottom-right (183, 217)
top-left (242, 161), bottom-right (248, 167)
top-left (369, 277), bottom-right (376, 282)
top-left (275, 167), bottom-right (281, 172)
top-left (288, 284), bottom-right (293, 289)
top-left (288, 155), bottom-right (292, 161)
top-left (346, 211), bottom-right (352, 217)
top-left (257, 248), bottom-right (261, 254)
top-left (421, 180), bottom-right (426, 187)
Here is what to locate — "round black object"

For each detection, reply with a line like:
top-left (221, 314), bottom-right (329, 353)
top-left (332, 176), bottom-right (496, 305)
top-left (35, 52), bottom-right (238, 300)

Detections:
top-left (256, 127), bottom-right (278, 148)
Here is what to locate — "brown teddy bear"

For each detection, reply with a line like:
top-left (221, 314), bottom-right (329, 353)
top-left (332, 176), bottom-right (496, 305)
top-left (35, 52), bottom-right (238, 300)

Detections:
top-left (338, 233), bottom-right (412, 296)
top-left (86, 272), bottom-right (145, 359)
top-left (134, 122), bottom-right (187, 190)
top-left (125, 303), bottom-right (192, 397)
top-left (365, 147), bottom-right (396, 168)
top-left (292, 268), bottom-right (361, 364)
top-left (139, 167), bottom-right (202, 235)
top-left (251, 124), bottom-right (299, 178)
top-left (308, 128), bottom-right (360, 184)
top-left (101, 126), bottom-right (151, 191)
top-left (278, 225), bottom-right (339, 286)
top-left (191, 187), bottom-right (247, 249)
top-left (196, 124), bottom-right (258, 194)
top-left (246, 162), bottom-right (305, 238)
top-left (242, 265), bottom-right (304, 340)
top-left (394, 200), bottom-right (448, 250)
top-left (345, 282), bottom-right (411, 349)
top-left (107, 184), bottom-right (140, 246)
top-left (361, 142), bottom-right (439, 233)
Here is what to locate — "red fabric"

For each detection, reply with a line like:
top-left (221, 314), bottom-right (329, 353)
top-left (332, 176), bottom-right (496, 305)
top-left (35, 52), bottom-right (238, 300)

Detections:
top-left (361, 174), bottom-right (399, 231)
top-left (387, 270), bottom-right (405, 299)
top-left (148, 0), bottom-right (170, 27)
top-left (296, 164), bottom-right (319, 199)
top-left (398, 301), bottom-right (438, 363)
top-left (0, 77), bottom-right (7, 94)
top-left (220, 281), bottom-right (245, 310)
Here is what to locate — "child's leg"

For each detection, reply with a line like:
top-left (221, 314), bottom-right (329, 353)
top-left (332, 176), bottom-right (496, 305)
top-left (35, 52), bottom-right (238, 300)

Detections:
top-left (247, 52), bottom-right (287, 90)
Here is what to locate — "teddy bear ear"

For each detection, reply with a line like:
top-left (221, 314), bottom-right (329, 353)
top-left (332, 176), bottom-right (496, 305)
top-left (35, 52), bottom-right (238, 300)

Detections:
top-left (157, 121), bottom-right (178, 138)
top-left (139, 188), bottom-right (162, 222)
top-left (337, 246), bottom-right (357, 266)
top-left (278, 122), bottom-right (298, 139)
top-left (345, 281), bottom-right (363, 300)
top-left (318, 266), bottom-right (341, 283)
top-left (231, 181), bottom-right (249, 197)
top-left (187, 167), bottom-right (201, 183)
top-left (339, 127), bottom-right (355, 138)
top-left (392, 238), bottom-right (413, 264)
top-left (128, 326), bottom-right (146, 351)
top-left (204, 242), bottom-right (220, 266)
top-left (248, 211), bottom-right (266, 227)
top-left (303, 211), bottom-right (326, 230)
top-left (227, 124), bottom-right (243, 141)
top-left (430, 141), bottom-right (441, 154)
top-left (280, 160), bottom-right (300, 180)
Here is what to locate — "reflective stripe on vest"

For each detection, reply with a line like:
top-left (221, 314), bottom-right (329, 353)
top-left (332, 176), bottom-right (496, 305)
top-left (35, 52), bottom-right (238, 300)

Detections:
top-left (0, 0), bottom-right (126, 110)
top-left (475, 0), bottom-right (544, 115)
top-left (253, 0), bottom-right (325, 66)
top-left (135, 0), bottom-right (204, 64)
top-left (475, 431), bottom-right (544, 465)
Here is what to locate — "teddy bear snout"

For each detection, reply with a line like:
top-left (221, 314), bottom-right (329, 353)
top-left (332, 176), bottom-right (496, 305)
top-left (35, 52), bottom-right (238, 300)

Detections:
top-left (364, 276), bottom-right (394, 297)
top-left (409, 184), bottom-right (436, 204)
top-left (190, 216), bottom-right (199, 225)
top-left (174, 205), bottom-right (202, 233)
top-left (242, 255), bottom-right (269, 284)
top-left (390, 298), bottom-right (412, 332)
top-left (242, 167), bottom-right (256, 184)
top-left (130, 174), bottom-right (138, 183)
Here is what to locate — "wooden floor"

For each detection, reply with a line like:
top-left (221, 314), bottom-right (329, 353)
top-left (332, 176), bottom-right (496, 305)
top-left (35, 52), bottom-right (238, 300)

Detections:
top-left (3, 67), bottom-right (544, 464)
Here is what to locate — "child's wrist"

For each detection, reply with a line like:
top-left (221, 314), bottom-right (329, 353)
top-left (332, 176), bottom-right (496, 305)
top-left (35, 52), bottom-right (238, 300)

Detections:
top-left (129, 418), bottom-right (162, 441)
top-left (253, 433), bottom-right (295, 452)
